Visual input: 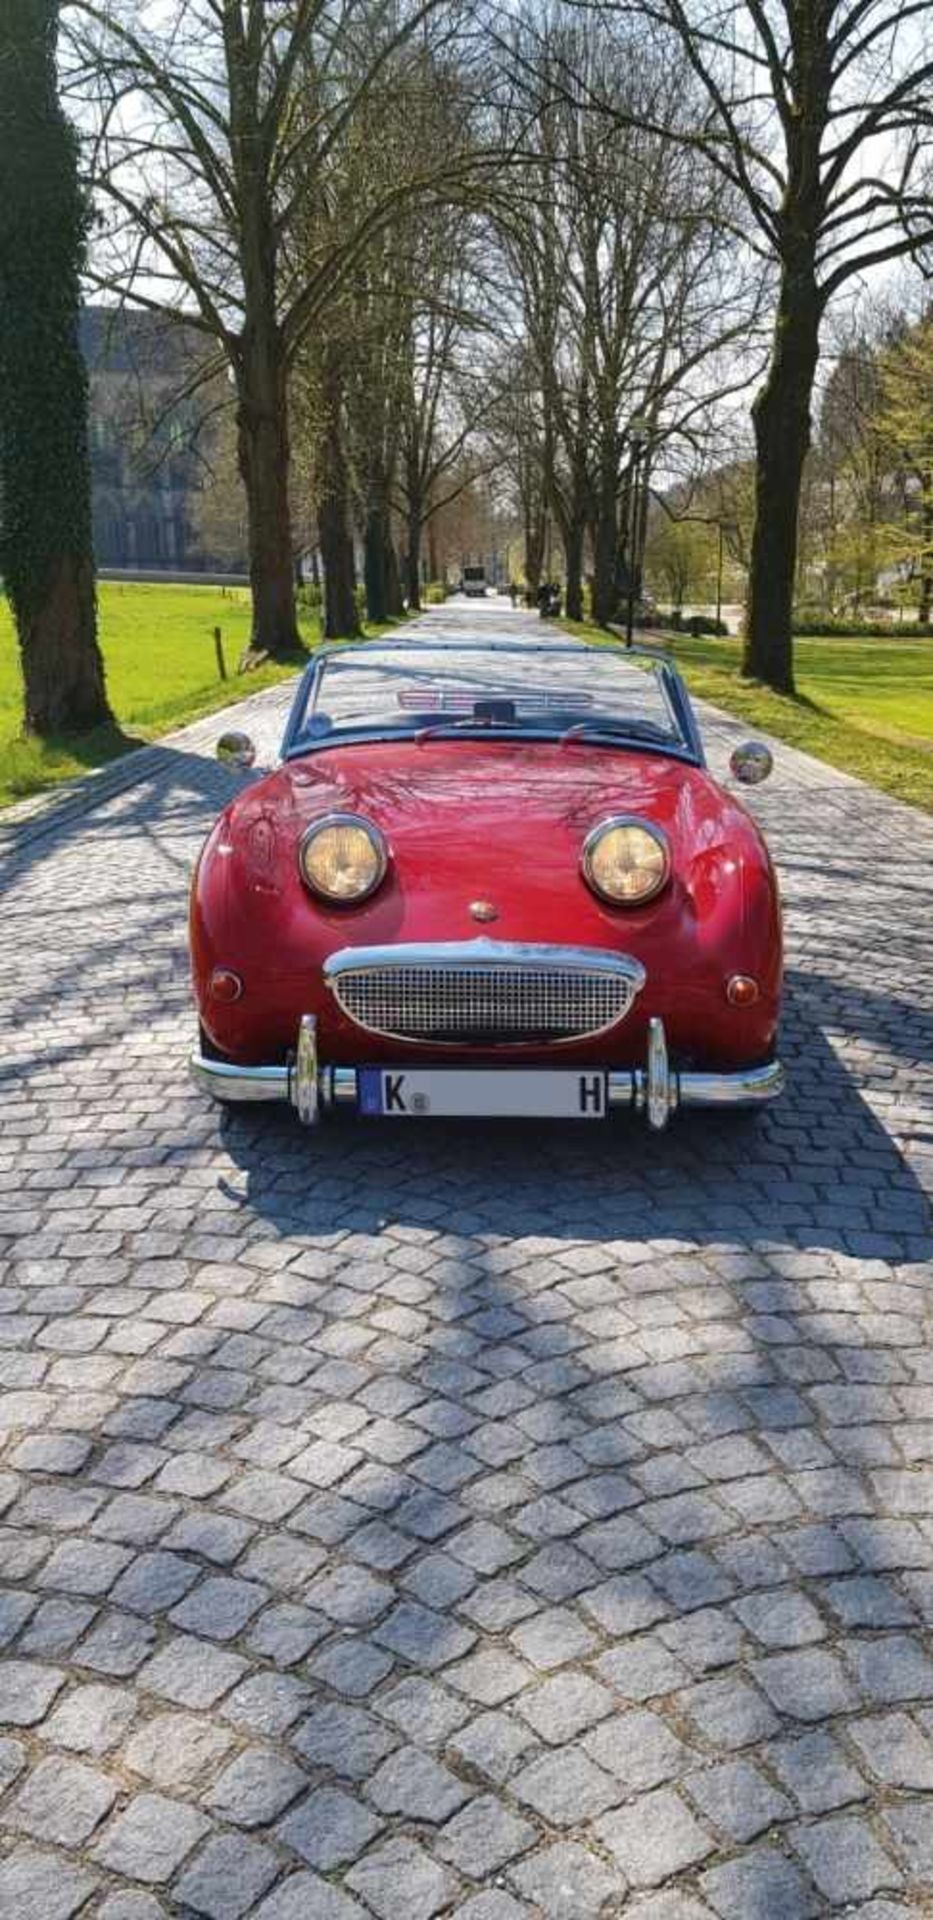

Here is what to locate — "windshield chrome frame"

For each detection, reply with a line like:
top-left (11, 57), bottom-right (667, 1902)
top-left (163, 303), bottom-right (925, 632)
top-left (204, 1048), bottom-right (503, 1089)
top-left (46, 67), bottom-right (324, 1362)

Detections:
top-left (280, 639), bottom-right (705, 768)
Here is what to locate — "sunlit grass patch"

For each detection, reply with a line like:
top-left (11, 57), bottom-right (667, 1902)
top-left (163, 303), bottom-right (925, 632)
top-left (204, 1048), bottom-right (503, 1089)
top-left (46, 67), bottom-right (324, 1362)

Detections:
top-left (565, 619), bottom-right (933, 815)
top-left (0, 582), bottom-right (406, 808)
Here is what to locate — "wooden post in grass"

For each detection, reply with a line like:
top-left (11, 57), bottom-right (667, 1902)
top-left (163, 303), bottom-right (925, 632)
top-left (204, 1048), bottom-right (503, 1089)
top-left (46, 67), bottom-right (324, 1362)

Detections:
top-left (214, 627), bottom-right (227, 680)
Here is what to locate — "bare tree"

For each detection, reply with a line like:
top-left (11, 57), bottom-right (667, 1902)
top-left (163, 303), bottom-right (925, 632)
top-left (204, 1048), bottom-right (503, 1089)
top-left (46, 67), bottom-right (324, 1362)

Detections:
top-left (292, 312), bottom-right (362, 640)
top-left (342, 233), bottom-right (410, 626)
top-left (68, 0), bottom-right (469, 657)
top-left (495, 14), bottom-right (763, 625)
top-left (282, 26), bottom-right (498, 633)
top-left (395, 229), bottom-right (502, 608)
top-left (581, 0), bottom-right (933, 687)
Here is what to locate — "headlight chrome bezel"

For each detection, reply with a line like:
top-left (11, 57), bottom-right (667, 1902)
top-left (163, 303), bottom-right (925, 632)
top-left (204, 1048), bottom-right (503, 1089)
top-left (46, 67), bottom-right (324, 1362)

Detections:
top-left (581, 814), bottom-right (672, 907)
top-left (298, 812), bottom-right (388, 904)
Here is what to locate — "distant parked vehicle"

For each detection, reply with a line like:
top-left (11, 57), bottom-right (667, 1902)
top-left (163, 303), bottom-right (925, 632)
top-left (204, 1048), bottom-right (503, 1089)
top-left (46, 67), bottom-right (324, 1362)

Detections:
top-left (462, 566), bottom-right (487, 597)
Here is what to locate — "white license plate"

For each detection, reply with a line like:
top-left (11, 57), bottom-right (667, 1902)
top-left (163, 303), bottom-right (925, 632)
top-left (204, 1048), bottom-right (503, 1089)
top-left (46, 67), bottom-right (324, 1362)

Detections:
top-left (358, 1067), bottom-right (608, 1120)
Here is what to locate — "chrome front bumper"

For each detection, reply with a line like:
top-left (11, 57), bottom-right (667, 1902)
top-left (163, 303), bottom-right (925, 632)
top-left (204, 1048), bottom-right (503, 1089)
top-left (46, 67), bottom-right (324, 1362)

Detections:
top-left (190, 1015), bottom-right (784, 1132)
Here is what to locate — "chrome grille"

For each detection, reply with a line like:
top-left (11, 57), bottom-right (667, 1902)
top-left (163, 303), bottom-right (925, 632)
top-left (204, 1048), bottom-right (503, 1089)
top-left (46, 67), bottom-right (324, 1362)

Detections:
top-left (326, 945), bottom-right (643, 1044)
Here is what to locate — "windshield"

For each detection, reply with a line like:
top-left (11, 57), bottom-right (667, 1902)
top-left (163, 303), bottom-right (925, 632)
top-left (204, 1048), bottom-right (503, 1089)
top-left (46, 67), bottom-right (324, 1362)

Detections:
top-left (289, 644), bottom-right (689, 755)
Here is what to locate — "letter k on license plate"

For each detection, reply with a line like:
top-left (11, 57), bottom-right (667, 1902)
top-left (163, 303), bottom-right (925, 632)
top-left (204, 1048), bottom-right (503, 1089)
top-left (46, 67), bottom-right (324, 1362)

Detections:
top-left (358, 1068), bottom-right (609, 1119)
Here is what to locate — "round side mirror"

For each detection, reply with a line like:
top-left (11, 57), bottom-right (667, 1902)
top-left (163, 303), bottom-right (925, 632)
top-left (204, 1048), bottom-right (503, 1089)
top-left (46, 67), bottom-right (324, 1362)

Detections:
top-left (729, 740), bottom-right (773, 785)
top-left (216, 730), bottom-right (256, 770)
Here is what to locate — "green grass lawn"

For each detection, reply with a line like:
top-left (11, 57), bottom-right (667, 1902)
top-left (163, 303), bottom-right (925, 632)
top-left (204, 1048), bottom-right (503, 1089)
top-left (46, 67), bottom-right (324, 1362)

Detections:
top-left (565, 620), bottom-right (933, 815)
top-left (0, 581), bottom-right (399, 809)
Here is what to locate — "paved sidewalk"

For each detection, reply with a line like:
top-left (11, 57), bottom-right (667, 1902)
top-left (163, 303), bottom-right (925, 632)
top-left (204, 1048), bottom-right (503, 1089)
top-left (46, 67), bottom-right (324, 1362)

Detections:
top-left (1, 605), bottom-right (932, 1917)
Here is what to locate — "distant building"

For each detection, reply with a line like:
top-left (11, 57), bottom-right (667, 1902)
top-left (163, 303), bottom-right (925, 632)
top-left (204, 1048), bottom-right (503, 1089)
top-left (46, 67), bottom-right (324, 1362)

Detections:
top-left (80, 307), bottom-right (245, 573)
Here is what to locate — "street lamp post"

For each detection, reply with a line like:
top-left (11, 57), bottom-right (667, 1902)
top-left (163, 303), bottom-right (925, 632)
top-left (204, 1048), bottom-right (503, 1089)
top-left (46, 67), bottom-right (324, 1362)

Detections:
top-left (625, 413), bottom-right (651, 648)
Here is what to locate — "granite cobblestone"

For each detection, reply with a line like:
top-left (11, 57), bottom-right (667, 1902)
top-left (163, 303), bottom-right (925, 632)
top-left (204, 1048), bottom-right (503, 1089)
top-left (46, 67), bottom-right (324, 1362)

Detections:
top-left (2, 608), bottom-right (933, 1910)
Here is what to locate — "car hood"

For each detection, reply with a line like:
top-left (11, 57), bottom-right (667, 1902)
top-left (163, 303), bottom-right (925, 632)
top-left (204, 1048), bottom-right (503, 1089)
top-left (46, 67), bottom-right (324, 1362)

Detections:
top-left (253, 739), bottom-right (749, 861)
top-left (208, 738), bottom-right (775, 955)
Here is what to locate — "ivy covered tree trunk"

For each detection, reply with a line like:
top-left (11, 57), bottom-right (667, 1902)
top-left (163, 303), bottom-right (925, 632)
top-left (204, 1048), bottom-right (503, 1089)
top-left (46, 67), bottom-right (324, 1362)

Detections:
top-left (0, 0), bottom-right (111, 737)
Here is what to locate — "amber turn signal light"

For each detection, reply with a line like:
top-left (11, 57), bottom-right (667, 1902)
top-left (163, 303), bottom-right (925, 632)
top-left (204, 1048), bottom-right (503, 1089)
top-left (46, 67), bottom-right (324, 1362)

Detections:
top-left (209, 968), bottom-right (244, 1003)
top-left (726, 974), bottom-right (759, 1007)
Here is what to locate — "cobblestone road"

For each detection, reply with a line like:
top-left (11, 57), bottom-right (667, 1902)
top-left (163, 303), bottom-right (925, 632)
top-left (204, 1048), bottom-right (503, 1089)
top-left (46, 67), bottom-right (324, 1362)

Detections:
top-left (2, 604), bottom-right (932, 1919)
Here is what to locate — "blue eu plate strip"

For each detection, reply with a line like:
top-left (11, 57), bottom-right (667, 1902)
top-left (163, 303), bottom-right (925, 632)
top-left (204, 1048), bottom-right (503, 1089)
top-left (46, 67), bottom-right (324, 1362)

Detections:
top-left (358, 1068), bottom-right (383, 1116)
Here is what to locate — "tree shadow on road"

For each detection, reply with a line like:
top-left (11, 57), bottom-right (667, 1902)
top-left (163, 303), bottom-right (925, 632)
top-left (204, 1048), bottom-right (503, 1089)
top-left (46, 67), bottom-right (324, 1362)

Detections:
top-left (0, 735), bottom-right (260, 868)
top-left (4, 866), bottom-right (933, 1906)
top-left (217, 965), bottom-right (930, 1263)
top-left (202, 965), bottom-right (933, 1908)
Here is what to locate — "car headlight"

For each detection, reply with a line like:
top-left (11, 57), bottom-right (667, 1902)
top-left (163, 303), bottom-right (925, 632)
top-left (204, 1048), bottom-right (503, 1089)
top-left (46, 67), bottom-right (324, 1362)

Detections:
top-left (582, 816), bottom-right (670, 905)
top-left (298, 814), bottom-right (387, 903)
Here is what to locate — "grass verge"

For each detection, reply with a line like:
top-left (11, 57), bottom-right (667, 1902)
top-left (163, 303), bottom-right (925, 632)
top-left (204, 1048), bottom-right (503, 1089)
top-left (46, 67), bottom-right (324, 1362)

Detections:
top-left (0, 583), bottom-right (403, 810)
top-left (564, 619), bottom-right (933, 815)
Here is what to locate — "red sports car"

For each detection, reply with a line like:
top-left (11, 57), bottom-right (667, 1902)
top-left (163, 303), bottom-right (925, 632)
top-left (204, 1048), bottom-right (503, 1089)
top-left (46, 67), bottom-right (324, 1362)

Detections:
top-left (189, 638), bottom-right (783, 1131)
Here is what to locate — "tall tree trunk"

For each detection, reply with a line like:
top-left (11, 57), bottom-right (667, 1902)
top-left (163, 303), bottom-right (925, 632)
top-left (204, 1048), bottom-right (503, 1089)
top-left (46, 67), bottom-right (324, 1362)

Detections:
top-left (404, 438), bottom-right (424, 611)
top-left (317, 359), bottom-right (359, 640)
top-left (363, 479), bottom-right (403, 623)
top-left (0, 0), bottom-right (112, 738)
top-left (235, 318), bottom-right (301, 659)
top-left (614, 472), bottom-right (633, 613)
top-left (524, 504), bottom-right (545, 598)
top-left (364, 506), bottom-right (388, 625)
top-left (563, 513), bottom-right (585, 621)
top-left (744, 269), bottom-right (822, 693)
top-left (592, 457), bottom-right (619, 628)
top-left (319, 492), bottom-right (358, 638)
top-left (384, 533), bottom-right (404, 617)
top-left (406, 503), bottom-right (423, 610)
top-left (19, 553), bottom-right (107, 735)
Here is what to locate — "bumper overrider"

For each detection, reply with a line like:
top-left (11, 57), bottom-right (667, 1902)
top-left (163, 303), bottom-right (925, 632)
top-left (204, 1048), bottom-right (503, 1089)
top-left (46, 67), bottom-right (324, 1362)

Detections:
top-left (190, 941), bottom-right (784, 1133)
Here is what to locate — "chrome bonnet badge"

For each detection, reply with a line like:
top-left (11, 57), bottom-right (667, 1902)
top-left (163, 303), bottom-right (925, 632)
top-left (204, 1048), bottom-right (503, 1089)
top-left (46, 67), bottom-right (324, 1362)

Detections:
top-left (469, 900), bottom-right (498, 923)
